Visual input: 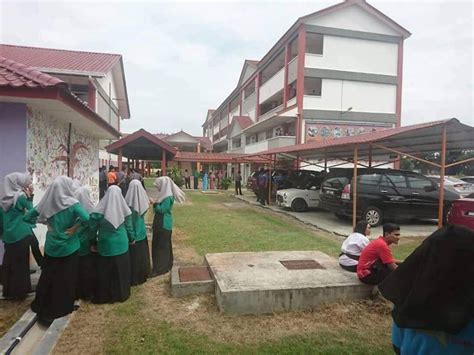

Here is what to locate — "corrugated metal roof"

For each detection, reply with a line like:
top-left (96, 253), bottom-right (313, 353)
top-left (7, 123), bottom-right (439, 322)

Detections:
top-left (0, 44), bottom-right (121, 75)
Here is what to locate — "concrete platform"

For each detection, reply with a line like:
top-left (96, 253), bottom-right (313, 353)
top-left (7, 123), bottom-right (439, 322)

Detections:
top-left (205, 251), bottom-right (372, 315)
top-left (171, 266), bottom-right (215, 298)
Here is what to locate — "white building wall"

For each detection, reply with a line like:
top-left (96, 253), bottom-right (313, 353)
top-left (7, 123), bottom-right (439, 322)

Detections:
top-left (259, 68), bottom-right (285, 103)
top-left (97, 71), bottom-right (118, 109)
top-left (230, 106), bottom-right (239, 119)
top-left (305, 5), bottom-right (401, 36)
top-left (242, 92), bottom-right (257, 120)
top-left (303, 79), bottom-right (396, 114)
top-left (305, 36), bottom-right (398, 75)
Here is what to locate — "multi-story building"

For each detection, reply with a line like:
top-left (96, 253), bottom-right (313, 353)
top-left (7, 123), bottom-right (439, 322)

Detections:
top-left (202, 0), bottom-right (410, 179)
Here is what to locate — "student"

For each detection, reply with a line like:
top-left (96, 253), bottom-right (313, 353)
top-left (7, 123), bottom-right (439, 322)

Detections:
top-left (149, 176), bottom-right (185, 277)
top-left (28, 176), bottom-right (90, 325)
top-left (90, 185), bottom-right (135, 303)
top-left (209, 171), bottom-right (215, 190)
top-left (339, 221), bottom-right (370, 272)
top-left (235, 170), bottom-right (243, 196)
top-left (192, 169), bottom-right (199, 189)
top-left (73, 185), bottom-right (96, 301)
top-left (257, 168), bottom-right (269, 205)
top-left (125, 180), bottom-right (151, 286)
top-left (202, 171), bottom-right (208, 191)
top-left (379, 225), bottom-right (474, 354)
top-left (1, 173), bottom-right (43, 300)
top-left (357, 223), bottom-right (401, 285)
top-left (99, 166), bottom-right (108, 199)
top-left (107, 165), bottom-right (117, 186)
top-left (184, 169), bottom-right (191, 189)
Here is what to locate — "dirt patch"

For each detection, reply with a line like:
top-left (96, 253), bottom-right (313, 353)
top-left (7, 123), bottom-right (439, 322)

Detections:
top-left (0, 298), bottom-right (31, 337)
top-left (173, 229), bottom-right (202, 265)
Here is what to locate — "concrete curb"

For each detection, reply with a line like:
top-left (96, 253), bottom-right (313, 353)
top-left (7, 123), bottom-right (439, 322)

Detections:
top-left (32, 312), bottom-right (73, 355)
top-left (0, 309), bottom-right (37, 353)
top-left (170, 266), bottom-right (215, 298)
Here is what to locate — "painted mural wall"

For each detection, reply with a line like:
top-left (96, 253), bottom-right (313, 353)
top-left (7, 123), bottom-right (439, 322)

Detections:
top-left (26, 107), bottom-right (100, 201)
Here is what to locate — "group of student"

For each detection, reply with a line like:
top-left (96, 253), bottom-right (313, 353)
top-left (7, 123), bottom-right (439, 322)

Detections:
top-left (339, 220), bottom-right (474, 354)
top-left (99, 165), bottom-right (144, 199)
top-left (0, 172), bottom-right (185, 326)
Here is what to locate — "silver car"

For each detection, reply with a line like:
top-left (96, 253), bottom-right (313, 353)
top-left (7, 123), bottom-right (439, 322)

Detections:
top-left (427, 176), bottom-right (474, 198)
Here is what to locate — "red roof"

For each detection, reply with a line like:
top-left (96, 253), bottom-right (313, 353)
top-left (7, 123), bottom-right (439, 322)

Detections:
top-left (0, 56), bottom-right (65, 88)
top-left (174, 151), bottom-right (254, 163)
top-left (234, 116), bottom-right (253, 130)
top-left (0, 44), bottom-right (121, 74)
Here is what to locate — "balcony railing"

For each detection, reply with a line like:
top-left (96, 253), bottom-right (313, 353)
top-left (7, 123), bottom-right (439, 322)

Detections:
top-left (94, 79), bottom-right (120, 131)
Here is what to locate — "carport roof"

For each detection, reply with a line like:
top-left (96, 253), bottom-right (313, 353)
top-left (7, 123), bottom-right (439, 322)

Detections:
top-left (242, 118), bottom-right (474, 160)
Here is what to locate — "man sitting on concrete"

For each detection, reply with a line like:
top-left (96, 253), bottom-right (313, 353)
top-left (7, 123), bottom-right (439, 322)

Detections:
top-left (357, 223), bottom-right (400, 285)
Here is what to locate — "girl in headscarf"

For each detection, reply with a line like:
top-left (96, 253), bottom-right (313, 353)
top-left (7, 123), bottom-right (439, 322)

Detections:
top-left (26, 176), bottom-right (90, 325)
top-left (90, 185), bottom-right (135, 303)
top-left (150, 176), bottom-right (185, 277)
top-left (125, 180), bottom-right (151, 286)
top-left (1, 172), bottom-right (42, 299)
top-left (73, 185), bottom-right (97, 300)
top-left (209, 171), bottom-right (215, 190)
top-left (202, 171), bottom-right (208, 191)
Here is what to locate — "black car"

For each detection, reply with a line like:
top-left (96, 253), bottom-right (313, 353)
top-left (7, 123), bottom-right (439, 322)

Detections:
top-left (319, 168), bottom-right (461, 226)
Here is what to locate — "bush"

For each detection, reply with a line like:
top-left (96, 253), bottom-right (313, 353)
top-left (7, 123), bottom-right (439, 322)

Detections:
top-left (221, 177), bottom-right (232, 190)
top-left (168, 166), bottom-right (184, 188)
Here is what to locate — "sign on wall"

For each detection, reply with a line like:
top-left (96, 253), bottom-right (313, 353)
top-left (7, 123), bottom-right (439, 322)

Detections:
top-left (305, 122), bottom-right (389, 142)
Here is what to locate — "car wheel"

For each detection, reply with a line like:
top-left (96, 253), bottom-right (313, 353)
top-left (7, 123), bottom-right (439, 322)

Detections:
top-left (291, 198), bottom-right (308, 212)
top-left (363, 206), bottom-right (383, 227)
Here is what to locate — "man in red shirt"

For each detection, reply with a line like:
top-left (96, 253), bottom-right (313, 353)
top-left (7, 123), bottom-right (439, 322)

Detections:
top-left (357, 223), bottom-right (401, 285)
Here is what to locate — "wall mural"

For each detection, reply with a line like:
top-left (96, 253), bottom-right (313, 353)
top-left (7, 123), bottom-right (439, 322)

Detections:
top-left (305, 122), bottom-right (388, 142)
top-left (26, 107), bottom-right (99, 201)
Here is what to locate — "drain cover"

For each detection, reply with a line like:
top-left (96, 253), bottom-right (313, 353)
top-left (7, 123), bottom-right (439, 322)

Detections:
top-left (280, 260), bottom-right (325, 270)
top-left (179, 266), bottom-right (212, 282)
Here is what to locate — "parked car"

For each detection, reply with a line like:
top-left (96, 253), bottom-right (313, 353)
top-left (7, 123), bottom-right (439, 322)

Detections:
top-left (448, 193), bottom-right (474, 230)
top-left (319, 168), bottom-right (461, 227)
top-left (247, 169), bottom-right (321, 196)
top-left (427, 175), bottom-right (474, 198)
top-left (276, 173), bottom-right (326, 212)
top-left (460, 176), bottom-right (474, 184)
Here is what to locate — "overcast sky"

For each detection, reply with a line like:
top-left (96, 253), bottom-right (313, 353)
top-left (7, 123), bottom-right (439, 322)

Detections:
top-left (1, 0), bottom-right (473, 136)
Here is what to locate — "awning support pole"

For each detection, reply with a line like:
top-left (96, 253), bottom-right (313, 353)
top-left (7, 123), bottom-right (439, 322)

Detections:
top-left (368, 144), bottom-right (372, 167)
top-left (352, 145), bottom-right (358, 229)
top-left (438, 125), bottom-right (447, 228)
top-left (118, 148), bottom-right (123, 171)
top-left (162, 150), bottom-right (167, 176)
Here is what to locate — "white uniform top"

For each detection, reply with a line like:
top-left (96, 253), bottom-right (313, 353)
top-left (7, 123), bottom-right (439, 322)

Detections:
top-left (339, 232), bottom-right (370, 267)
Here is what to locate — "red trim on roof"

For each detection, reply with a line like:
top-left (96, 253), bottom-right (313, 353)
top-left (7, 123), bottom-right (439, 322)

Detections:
top-left (174, 151), bottom-right (258, 163)
top-left (106, 129), bottom-right (177, 155)
top-left (0, 44), bottom-right (121, 74)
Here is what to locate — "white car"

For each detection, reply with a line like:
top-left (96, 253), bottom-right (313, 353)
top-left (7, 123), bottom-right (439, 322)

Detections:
top-left (276, 184), bottom-right (321, 212)
top-left (427, 175), bottom-right (474, 198)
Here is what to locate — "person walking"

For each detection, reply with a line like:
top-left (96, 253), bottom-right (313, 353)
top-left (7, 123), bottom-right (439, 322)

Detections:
top-left (90, 186), bottom-right (135, 304)
top-left (235, 170), bottom-right (243, 196)
top-left (73, 185), bottom-right (97, 301)
top-left (1, 172), bottom-right (43, 300)
top-left (183, 169), bottom-right (191, 189)
top-left (149, 176), bottom-right (185, 277)
top-left (28, 176), bottom-right (90, 325)
top-left (125, 180), bottom-right (151, 286)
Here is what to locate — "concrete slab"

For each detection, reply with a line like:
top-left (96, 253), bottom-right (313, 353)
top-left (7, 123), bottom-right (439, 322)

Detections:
top-left (201, 190), bottom-right (219, 194)
top-left (171, 266), bottom-right (215, 298)
top-left (235, 192), bottom-right (436, 238)
top-left (205, 251), bottom-right (372, 315)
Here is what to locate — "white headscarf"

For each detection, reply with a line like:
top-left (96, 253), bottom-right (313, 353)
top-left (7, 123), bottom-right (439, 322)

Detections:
top-left (73, 186), bottom-right (95, 214)
top-left (35, 176), bottom-right (79, 221)
top-left (93, 185), bottom-right (131, 229)
top-left (153, 176), bottom-right (185, 203)
top-left (125, 180), bottom-right (149, 216)
top-left (71, 179), bottom-right (82, 192)
top-left (1, 173), bottom-right (32, 211)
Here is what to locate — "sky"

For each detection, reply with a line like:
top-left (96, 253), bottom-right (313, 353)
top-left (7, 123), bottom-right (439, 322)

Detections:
top-left (0, 0), bottom-right (473, 136)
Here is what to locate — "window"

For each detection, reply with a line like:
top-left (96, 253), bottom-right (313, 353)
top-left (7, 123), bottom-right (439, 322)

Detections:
top-left (386, 173), bottom-right (407, 188)
top-left (304, 77), bottom-right (322, 96)
top-left (306, 33), bottom-right (324, 55)
top-left (323, 177), bottom-right (349, 189)
top-left (289, 38), bottom-right (298, 61)
top-left (288, 80), bottom-right (297, 100)
top-left (358, 173), bottom-right (381, 186)
top-left (407, 175), bottom-right (432, 190)
top-left (244, 83), bottom-right (255, 99)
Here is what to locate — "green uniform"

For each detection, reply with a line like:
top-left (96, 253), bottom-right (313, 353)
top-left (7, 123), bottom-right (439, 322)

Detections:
top-left (89, 213), bottom-right (135, 257)
top-left (24, 203), bottom-right (90, 257)
top-left (76, 225), bottom-right (96, 257)
top-left (153, 196), bottom-right (174, 231)
top-left (3, 194), bottom-right (36, 244)
top-left (0, 208), bottom-right (3, 239)
top-left (130, 209), bottom-right (147, 242)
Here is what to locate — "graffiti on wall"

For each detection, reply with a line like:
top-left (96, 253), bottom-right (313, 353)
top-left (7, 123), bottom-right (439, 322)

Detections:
top-left (305, 122), bottom-right (388, 142)
top-left (26, 108), bottom-right (99, 200)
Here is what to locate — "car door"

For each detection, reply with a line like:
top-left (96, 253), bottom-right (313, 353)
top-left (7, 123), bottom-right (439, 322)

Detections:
top-left (307, 184), bottom-right (321, 207)
top-left (406, 173), bottom-right (438, 218)
top-left (381, 172), bottom-right (413, 219)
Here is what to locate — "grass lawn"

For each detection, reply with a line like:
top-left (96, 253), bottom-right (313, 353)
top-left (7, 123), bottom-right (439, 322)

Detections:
top-left (54, 191), bottom-right (423, 354)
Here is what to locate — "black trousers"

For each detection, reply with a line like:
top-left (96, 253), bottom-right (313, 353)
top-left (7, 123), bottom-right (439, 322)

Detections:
top-left (257, 186), bottom-right (269, 205)
top-left (185, 177), bottom-right (191, 189)
top-left (2, 238), bottom-right (31, 299)
top-left (28, 234), bottom-right (43, 268)
top-left (339, 263), bottom-right (357, 272)
top-left (359, 259), bottom-right (392, 285)
top-left (193, 177), bottom-right (198, 189)
top-left (235, 181), bottom-right (242, 195)
top-left (99, 181), bottom-right (107, 199)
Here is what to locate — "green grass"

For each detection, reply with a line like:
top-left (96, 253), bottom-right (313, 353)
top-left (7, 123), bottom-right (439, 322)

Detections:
top-left (144, 177), bottom-right (155, 189)
top-left (174, 192), bottom-right (342, 258)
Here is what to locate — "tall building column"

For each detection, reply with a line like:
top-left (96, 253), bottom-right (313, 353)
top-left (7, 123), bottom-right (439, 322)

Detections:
top-left (295, 25), bottom-right (306, 145)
